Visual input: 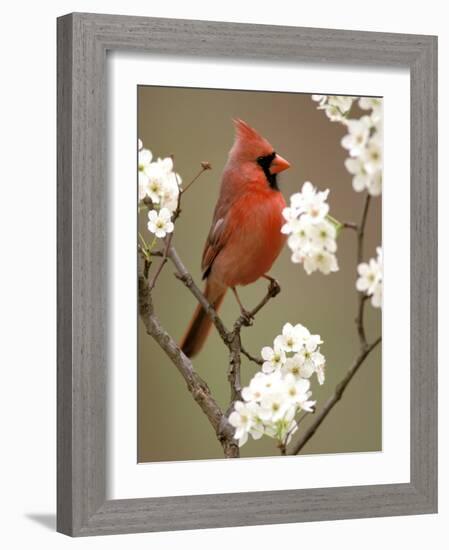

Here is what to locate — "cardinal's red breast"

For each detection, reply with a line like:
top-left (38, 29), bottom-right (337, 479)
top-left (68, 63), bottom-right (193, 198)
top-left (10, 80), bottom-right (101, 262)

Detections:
top-left (210, 186), bottom-right (286, 288)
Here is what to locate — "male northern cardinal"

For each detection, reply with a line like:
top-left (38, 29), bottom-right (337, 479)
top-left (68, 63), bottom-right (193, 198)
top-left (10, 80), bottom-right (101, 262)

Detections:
top-left (180, 119), bottom-right (291, 357)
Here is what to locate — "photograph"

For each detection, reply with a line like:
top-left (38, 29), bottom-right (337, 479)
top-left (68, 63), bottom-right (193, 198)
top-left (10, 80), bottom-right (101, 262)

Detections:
top-left (137, 86), bottom-right (382, 462)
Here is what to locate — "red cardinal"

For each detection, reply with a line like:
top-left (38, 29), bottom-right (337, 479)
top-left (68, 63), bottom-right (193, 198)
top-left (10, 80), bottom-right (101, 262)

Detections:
top-left (180, 119), bottom-right (290, 357)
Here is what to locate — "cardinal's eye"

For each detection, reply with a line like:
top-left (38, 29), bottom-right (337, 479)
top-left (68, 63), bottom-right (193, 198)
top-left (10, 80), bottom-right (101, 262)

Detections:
top-left (256, 151), bottom-right (276, 166)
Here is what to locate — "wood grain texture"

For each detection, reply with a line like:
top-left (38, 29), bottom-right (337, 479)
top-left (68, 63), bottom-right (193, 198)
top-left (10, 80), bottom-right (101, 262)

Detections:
top-left (57, 13), bottom-right (74, 536)
top-left (57, 12), bottom-right (438, 536)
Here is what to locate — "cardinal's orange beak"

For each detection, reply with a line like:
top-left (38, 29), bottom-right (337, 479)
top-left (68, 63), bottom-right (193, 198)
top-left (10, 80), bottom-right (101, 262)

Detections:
top-left (270, 153), bottom-right (291, 174)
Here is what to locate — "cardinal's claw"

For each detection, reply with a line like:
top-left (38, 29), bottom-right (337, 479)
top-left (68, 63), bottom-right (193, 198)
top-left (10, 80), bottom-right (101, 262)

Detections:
top-left (240, 309), bottom-right (254, 326)
top-left (268, 278), bottom-right (281, 297)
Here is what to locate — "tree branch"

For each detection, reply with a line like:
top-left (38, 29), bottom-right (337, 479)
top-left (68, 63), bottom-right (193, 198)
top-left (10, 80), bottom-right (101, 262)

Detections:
top-left (288, 336), bottom-right (381, 455)
top-left (138, 274), bottom-right (238, 457)
top-left (356, 194), bottom-right (371, 349)
top-left (225, 278), bottom-right (281, 406)
top-left (227, 329), bottom-right (243, 405)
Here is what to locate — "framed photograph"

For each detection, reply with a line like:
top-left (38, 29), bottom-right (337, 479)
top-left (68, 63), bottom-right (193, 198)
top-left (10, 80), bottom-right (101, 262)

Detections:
top-left (57, 13), bottom-right (437, 536)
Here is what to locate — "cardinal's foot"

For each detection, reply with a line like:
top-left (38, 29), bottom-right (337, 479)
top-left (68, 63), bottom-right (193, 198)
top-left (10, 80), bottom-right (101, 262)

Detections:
top-left (239, 309), bottom-right (255, 326)
top-left (267, 278), bottom-right (281, 298)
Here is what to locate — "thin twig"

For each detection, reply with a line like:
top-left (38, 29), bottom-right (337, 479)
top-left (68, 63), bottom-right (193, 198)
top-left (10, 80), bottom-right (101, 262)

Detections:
top-left (278, 443), bottom-right (287, 456)
top-left (356, 194), bottom-right (371, 348)
top-left (357, 194), bottom-right (371, 264)
top-left (289, 336), bottom-right (381, 455)
top-left (138, 243), bottom-right (149, 261)
top-left (328, 214), bottom-right (357, 233)
top-left (181, 163), bottom-right (211, 194)
top-left (148, 253), bottom-right (168, 291)
top-left (240, 346), bottom-right (263, 366)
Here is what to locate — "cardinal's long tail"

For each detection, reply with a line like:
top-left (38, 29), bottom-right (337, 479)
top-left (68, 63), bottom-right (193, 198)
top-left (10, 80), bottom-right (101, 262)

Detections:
top-left (180, 279), bottom-right (226, 358)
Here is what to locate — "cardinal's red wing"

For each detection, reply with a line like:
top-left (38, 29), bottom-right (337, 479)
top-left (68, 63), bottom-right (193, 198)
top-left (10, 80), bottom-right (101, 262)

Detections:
top-left (201, 215), bottom-right (229, 280)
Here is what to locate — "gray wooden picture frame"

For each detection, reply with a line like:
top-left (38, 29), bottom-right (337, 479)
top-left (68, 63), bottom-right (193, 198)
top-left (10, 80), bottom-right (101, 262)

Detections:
top-left (57, 12), bottom-right (438, 537)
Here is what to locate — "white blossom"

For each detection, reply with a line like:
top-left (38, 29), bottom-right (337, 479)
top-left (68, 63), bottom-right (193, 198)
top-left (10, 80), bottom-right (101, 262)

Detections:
top-left (274, 322), bottom-right (308, 354)
top-left (313, 95), bottom-right (355, 122)
top-left (231, 322), bottom-right (327, 448)
top-left (345, 157), bottom-right (371, 193)
top-left (312, 95), bottom-right (383, 197)
top-left (241, 373), bottom-right (269, 402)
top-left (303, 330), bottom-right (323, 352)
top-left (144, 164), bottom-right (166, 204)
top-left (356, 259), bottom-right (380, 295)
top-left (371, 283), bottom-right (382, 308)
top-left (323, 104), bottom-right (346, 122)
top-left (311, 94), bottom-right (327, 106)
top-left (281, 207), bottom-right (303, 235)
top-left (282, 354), bottom-right (314, 380)
top-left (290, 181), bottom-right (329, 224)
top-left (297, 348), bottom-right (325, 378)
top-left (147, 208), bottom-right (174, 239)
top-left (283, 182), bottom-right (339, 275)
top-left (287, 221), bottom-right (311, 251)
top-left (159, 172), bottom-right (181, 212)
top-left (138, 148), bottom-right (153, 200)
top-left (138, 139), bottom-right (182, 212)
top-left (261, 344), bottom-right (287, 374)
top-left (327, 95), bottom-right (353, 113)
top-left (361, 134), bottom-right (382, 175)
top-left (229, 401), bottom-right (260, 447)
top-left (367, 171), bottom-right (382, 197)
top-left (341, 118), bottom-right (371, 157)
top-left (310, 220), bottom-right (337, 253)
top-left (283, 375), bottom-right (311, 405)
top-left (316, 363), bottom-right (326, 385)
top-left (356, 246), bottom-right (383, 308)
top-left (303, 248), bottom-right (339, 275)
top-left (359, 97), bottom-right (382, 122)
top-left (260, 392), bottom-right (293, 423)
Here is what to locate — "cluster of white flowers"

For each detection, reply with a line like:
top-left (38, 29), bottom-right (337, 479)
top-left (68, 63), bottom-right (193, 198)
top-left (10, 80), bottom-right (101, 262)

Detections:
top-left (229, 322), bottom-right (326, 447)
top-left (281, 181), bottom-right (338, 275)
top-left (356, 247), bottom-right (383, 308)
top-left (342, 98), bottom-right (382, 196)
top-left (312, 95), bottom-right (355, 123)
top-left (312, 96), bottom-right (383, 196)
top-left (311, 96), bottom-right (383, 305)
top-left (138, 139), bottom-right (182, 238)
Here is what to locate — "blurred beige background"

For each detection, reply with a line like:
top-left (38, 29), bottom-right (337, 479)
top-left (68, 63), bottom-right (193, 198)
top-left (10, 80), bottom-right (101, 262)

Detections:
top-left (138, 86), bottom-right (382, 462)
